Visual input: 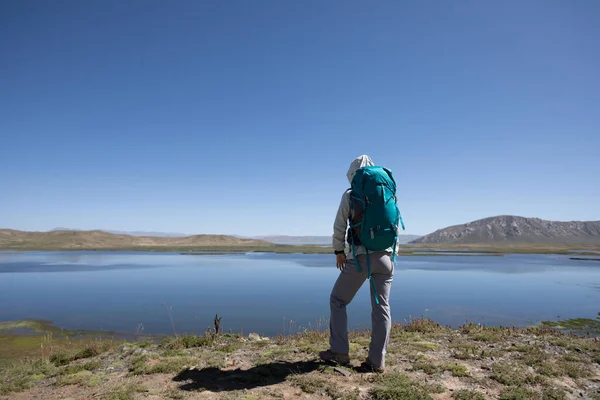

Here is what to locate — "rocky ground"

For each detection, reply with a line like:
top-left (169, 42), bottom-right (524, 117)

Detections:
top-left (1, 318), bottom-right (599, 400)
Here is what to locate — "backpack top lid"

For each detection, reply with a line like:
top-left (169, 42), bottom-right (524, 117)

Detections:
top-left (350, 165), bottom-right (397, 198)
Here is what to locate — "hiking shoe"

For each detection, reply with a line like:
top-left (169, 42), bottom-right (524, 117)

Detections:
top-left (355, 358), bottom-right (384, 373)
top-left (319, 349), bottom-right (350, 366)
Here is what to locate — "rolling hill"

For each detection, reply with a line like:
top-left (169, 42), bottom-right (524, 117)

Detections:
top-left (254, 234), bottom-right (421, 244)
top-left (0, 229), bottom-right (273, 250)
top-left (410, 215), bottom-right (600, 245)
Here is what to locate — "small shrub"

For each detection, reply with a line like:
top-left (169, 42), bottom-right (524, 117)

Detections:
top-left (520, 348), bottom-right (548, 366)
top-left (454, 350), bottom-right (474, 360)
top-left (537, 361), bottom-right (561, 377)
top-left (55, 370), bottom-right (93, 386)
top-left (218, 343), bottom-right (241, 353)
top-left (499, 386), bottom-right (536, 400)
top-left (556, 359), bottom-right (590, 379)
top-left (404, 317), bottom-right (441, 333)
top-left (104, 381), bottom-right (146, 400)
top-left (411, 360), bottom-right (438, 374)
top-left (133, 340), bottom-right (153, 348)
top-left (443, 363), bottom-right (470, 377)
top-left (129, 354), bottom-right (148, 374)
top-left (162, 349), bottom-right (187, 357)
top-left (411, 360), bottom-right (469, 377)
top-left (452, 389), bottom-right (485, 400)
top-left (370, 372), bottom-right (437, 400)
top-left (50, 342), bottom-right (106, 366)
top-left (62, 360), bottom-right (102, 375)
top-left (164, 387), bottom-right (185, 399)
top-left (542, 387), bottom-right (567, 400)
top-left (491, 363), bottom-right (544, 386)
top-left (160, 334), bottom-right (214, 349)
top-left (0, 360), bottom-right (59, 395)
top-left (289, 374), bottom-right (326, 394)
top-left (128, 355), bottom-right (196, 375)
top-left (471, 332), bottom-right (502, 343)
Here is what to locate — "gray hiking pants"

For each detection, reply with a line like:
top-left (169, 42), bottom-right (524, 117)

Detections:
top-left (329, 252), bottom-right (394, 368)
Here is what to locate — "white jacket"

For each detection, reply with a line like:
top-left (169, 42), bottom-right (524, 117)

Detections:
top-left (332, 155), bottom-right (397, 256)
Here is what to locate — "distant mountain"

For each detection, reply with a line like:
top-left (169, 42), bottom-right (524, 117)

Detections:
top-left (395, 235), bottom-right (422, 244)
top-left (51, 228), bottom-right (190, 237)
top-left (102, 230), bottom-right (190, 237)
top-left (255, 234), bottom-right (422, 244)
top-left (254, 235), bottom-right (332, 244)
top-left (410, 216), bottom-right (600, 245)
top-left (0, 229), bottom-right (272, 250)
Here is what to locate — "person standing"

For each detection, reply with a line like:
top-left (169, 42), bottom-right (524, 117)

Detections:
top-left (320, 154), bottom-right (402, 373)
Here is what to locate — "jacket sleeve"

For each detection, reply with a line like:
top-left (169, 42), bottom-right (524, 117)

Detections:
top-left (332, 190), bottom-right (350, 253)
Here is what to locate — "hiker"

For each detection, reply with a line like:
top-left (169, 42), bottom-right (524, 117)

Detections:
top-left (320, 154), bottom-right (403, 373)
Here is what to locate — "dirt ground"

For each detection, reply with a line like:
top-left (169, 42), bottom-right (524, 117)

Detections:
top-left (1, 318), bottom-right (599, 400)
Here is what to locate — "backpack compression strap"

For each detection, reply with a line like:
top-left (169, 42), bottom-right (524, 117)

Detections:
top-left (365, 249), bottom-right (380, 305)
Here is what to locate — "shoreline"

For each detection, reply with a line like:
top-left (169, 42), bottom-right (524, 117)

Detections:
top-left (2, 245), bottom-right (600, 257)
top-left (2, 313), bottom-right (599, 350)
top-left (1, 316), bottom-right (598, 399)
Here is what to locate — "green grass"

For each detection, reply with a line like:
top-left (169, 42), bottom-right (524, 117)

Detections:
top-left (289, 374), bottom-right (359, 400)
top-left (555, 358), bottom-right (591, 379)
top-left (411, 359), bottom-right (470, 377)
top-left (443, 362), bottom-right (470, 377)
top-left (451, 389), bottom-right (486, 400)
top-left (403, 317), bottom-right (444, 334)
top-left (103, 381), bottom-right (147, 400)
top-left (256, 345), bottom-right (295, 364)
top-left (411, 359), bottom-right (439, 374)
top-left (449, 340), bottom-right (479, 360)
top-left (0, 360), bottom-right (59, 395)
top-left (369, 372), bottom-right (444, 400)
top-left (0, 337), bottom-right (113, 395)
top-left (541, 314), bottom-right (600, 334)
top-left (470, 331), bottom-right (503, 342)
top-left (160, 334), bottom-right (214, 349)
top-left (62, 360), bottom-right (103, 374)
top-left (490, 363), bottom-right (546, 386)
top-left (50, 341), bottom-right (112, 366)
top-left (498, 386), bottom-right (537, 400)
top-left (519, 348), bottom-right (549, 366)
top-left (524, 351), bottom-right (593, 379)
top-left (0, 319), bottom-right (58, 333)
top-left (217, 342), bottom-right (241, 353)
top-left (289, 374), bottom-right (327, 394)
top-left (128, 355), bottom-right (196, 375)
top-left (541, 387), bottom-right (567, 400)
top-left (56, 370), bottom-right (100, 386)
top-left (1, 314), bottom-right (599, 399)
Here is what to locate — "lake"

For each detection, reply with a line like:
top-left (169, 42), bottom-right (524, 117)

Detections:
top-left (1, 251), bottom-right (599, 337)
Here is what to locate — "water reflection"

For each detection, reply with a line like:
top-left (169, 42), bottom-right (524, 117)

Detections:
top-left (0, 251), bottom-right (598, 336)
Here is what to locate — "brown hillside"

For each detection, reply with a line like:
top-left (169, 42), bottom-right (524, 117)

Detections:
top-left (0, 229), bottom-right (273, 250)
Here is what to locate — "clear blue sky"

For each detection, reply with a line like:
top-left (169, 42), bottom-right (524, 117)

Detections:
top-left (1, 0), bottom-right (599, 237)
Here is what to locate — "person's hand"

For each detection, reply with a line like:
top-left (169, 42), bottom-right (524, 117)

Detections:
top-left (336, 253), bottom-right (346, 271)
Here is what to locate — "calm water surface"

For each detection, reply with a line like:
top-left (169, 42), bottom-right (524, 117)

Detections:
top-left (0, 251), bottom-right (598, 337)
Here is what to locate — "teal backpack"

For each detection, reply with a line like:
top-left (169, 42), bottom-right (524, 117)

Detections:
top-left (347, 165), bottom-right (405, 304)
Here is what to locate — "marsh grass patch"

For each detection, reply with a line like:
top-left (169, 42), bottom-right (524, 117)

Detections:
top-left (490, 362), bottom-right (546, 386)
top-left (103, 381), bottom-right (147, 400)
top-left (451, 389), bottom-right (486, 400)
top-left (369, 372), bottom-right (444, 400)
